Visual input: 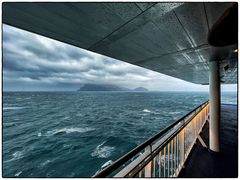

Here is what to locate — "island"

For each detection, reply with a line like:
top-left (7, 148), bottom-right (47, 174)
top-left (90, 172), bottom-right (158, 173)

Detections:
top-left (134, 87), bottom-right (148, 91)
top-left (77, 84), bottom-right (148, 91)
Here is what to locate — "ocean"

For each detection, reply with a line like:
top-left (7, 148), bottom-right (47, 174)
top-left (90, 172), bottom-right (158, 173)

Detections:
top-left (2, 91), bottom-right (237, 177)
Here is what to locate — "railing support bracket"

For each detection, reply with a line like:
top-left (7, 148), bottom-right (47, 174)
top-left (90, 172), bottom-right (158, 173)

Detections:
top-left (197, 135), bottom-right (208, 148)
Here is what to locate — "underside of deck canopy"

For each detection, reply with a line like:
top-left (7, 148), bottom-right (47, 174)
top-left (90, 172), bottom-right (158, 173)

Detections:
top-left (2, 2), bottom-right (238, 84)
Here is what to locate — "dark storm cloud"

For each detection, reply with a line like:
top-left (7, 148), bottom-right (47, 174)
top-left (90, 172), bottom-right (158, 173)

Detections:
top-left (3, 24), bottom-right (155, 91)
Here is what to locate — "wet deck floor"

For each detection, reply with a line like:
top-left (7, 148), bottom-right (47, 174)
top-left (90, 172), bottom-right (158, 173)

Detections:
top-left (179, 104), bottom-right (238, 177)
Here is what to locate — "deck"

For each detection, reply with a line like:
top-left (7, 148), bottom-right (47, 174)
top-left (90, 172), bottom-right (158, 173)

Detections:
top-left (179, 104), bottom-right (238, 178)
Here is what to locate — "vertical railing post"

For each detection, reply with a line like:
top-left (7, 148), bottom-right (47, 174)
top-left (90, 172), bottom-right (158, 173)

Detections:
top-left (193, 117), bottom-right (196, 137)
top-left (145, 145), bottom-right (152, 177)
top-left (153, 157), bottom-right (156, 177)
top-left (179, 129), bottom-right (185, 168)
top-left (205, 107), bottom-right (207, 121)
top-left (174, 137), bottom-right (177, 176)
top-left (176, 135), bottom-right (179, 172)
top-left (168, 143), bottom-right (170, 177)
top-left (208, 104), bottom-right (209, 119)
top-left (171, 140), bottom-right (174, 176)
top-left (198, 114), bottom-right (200, 132)
top-left (159, 151), bottom-right (162, 177)
top-left (164, 147), bottom-right (166, 177)
top-left (200, 112), bottom-right (202, 128)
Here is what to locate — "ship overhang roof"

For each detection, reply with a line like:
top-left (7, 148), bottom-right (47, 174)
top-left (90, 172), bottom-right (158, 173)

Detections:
top-left (3, 2), bottom-right (238, 84)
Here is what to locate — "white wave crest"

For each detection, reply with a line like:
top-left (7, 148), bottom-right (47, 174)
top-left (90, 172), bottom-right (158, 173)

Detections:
top-left (15, 171), bottom-right (22, 177)
top-left (13, 151), bottom-right (23, 159)
top-left (6, 151), bottom-right (24, 162)
top-left (62, 116), bottom-right (70, 120)
top-left (143, 109), bottom-right (151, 113)
top-left (40, 160), bottom-right (51, 167)
top-left (3, 107), bottom-right (25, 110)
top-left (169, 111), bottom-right (182, 115)
top-left (46, 127), bottom-right (94, 136)
top-left (38, 132), bottom-right (42, 137)
top-left (91, 141), bottom-right (115, 158)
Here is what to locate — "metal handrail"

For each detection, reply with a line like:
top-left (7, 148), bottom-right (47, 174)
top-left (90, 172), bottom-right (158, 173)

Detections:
top-left (93, 100), bottom-right (209, 177)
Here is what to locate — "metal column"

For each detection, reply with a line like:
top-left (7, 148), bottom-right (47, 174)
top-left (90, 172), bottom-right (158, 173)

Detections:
top-left (209, 60), bottom-right (221, 152)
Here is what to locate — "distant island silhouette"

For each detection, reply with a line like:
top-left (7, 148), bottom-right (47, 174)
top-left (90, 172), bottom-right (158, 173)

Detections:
top-left (134, 87), bottom-right (148, 91)
top-left (77, 84), bottom-right (148, 91)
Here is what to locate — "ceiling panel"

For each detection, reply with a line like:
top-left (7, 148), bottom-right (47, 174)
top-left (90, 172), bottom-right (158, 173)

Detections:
top-left (151, 7), bottom-right (193, 50)
top-left (174, 2), bottom-right (209, 47)
top-left (156, 64), bottom-right (209, 84)
top-left (89, 3), bottom-right (184, 57)
top-left (135, 2), bottom-right (156, 11)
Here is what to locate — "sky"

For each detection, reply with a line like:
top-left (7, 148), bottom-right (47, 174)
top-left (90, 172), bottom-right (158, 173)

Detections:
top-left (3, 24), bottom-right (237, 92)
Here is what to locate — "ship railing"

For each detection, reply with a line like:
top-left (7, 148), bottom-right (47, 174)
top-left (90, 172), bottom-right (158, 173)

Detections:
top-left (93, 100), bottom-right (209, 178)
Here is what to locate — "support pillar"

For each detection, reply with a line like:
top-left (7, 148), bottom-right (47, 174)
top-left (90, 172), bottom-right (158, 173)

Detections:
top-left (209, 60), bottom-right (221, 152)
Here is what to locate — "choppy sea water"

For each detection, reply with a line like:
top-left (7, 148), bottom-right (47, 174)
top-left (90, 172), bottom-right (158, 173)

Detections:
top-left (3, 91), bottom-right (237, 177)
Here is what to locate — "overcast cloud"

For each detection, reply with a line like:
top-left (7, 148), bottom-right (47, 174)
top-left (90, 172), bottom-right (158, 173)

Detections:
top-left (3, 24), bottom-right (237, 92)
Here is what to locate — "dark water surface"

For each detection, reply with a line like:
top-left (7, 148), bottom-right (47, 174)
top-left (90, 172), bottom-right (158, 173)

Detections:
top-left (2, 91), bottom-right (236, 177)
